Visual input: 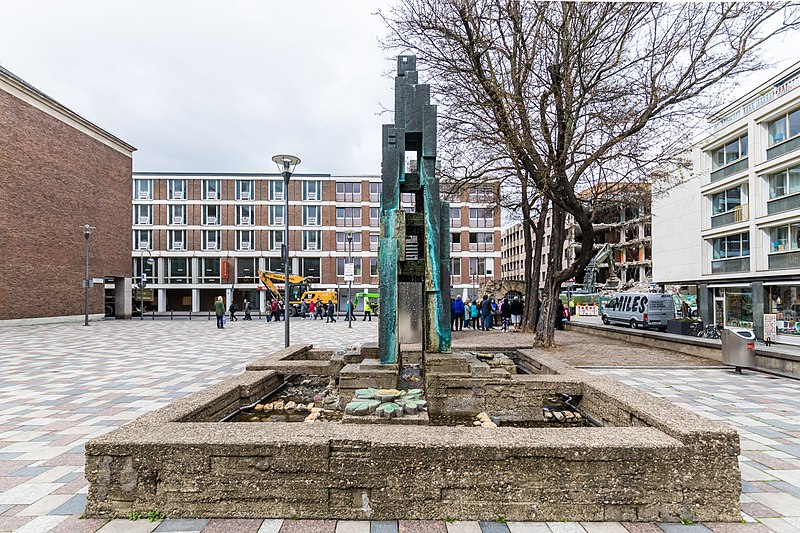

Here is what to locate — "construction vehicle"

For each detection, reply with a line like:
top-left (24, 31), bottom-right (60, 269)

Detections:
top-left (581, 243), bottom-right (621, 293)
top-left (353, 292), bottom-right (379, 308)
top-left (257, 270), bottom-right (337, 316)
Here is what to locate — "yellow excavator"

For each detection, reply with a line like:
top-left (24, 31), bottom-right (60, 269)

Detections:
top-left (257, 269), bottom-right (338, 316)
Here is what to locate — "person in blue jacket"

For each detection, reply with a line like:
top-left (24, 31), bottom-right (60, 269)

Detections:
top-left (451, 295), bottom-right (465, 331)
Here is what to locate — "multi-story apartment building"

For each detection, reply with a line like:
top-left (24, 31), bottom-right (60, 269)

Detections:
top-left (131, 173), bottom-right (501, 313)
top-left (1, 65), bottom-right (135, 323)
top-left (653, 62), bottom-right (800, 345)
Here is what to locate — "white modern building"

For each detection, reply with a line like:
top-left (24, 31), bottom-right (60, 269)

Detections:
top-left (653, 62), bottom-right (800, 344)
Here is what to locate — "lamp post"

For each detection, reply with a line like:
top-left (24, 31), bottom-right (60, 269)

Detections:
top-left (347, 230), bottom-right (354, 328)
top-left (140, 249), bottom-right (153, 320)
top-left (83, 224), bottom-right (92, 326)
top-left (272, 154), bottom-right (301, 348)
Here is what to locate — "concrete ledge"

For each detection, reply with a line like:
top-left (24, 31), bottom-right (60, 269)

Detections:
top-left (0, 313), bottom-right (105, 327)
top-left (87, 347), bottom-right (740, 522)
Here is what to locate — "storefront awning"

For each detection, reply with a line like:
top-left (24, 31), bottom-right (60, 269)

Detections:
top-left (764, 281), bottom-right (800, 286)
top-left (707, 283), bottom-right (752, 288)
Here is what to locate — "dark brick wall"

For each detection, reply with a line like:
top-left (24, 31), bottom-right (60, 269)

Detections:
top-left (0, 89), bottom-right (133, 319)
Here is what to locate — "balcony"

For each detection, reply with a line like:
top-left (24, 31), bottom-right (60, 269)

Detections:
top-left (711, 257), bottom-right (750, 274)
top-left (766, 136), bottom-right (800, 161)
top-left (710, 204), bottom-right (748, 229)
top-left (768, 250), bottom-right (800, 270)
top-left (767, 192), bottom-right (800, 216)
top-left (710, 158), bottom-right (748, 183)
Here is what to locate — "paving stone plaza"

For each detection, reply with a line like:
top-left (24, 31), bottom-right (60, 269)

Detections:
top-left (1, 320), bottom-right (799, 532)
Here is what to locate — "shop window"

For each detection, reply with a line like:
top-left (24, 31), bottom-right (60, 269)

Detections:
top-left (237, 258), bottom-right (257, 283)
top-left (768, 286), bottom-right (800, 340)
top-left (166, 258), bottom-right (189, 284)
top-left (302, 258), bottom-right (321, 281)
top-left (200, 258), bottom-right (221, 283)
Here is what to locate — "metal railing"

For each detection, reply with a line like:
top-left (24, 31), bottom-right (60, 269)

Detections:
top-left (710, 158), bottom-right (748, 183)
top-left (766, 135), bottom-right (800, 161)
top-left (710, 204), bottom-right (749, 229)
top-left (767, 192), bottom-right (800, 216)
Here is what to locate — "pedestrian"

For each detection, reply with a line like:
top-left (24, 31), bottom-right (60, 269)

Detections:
top-left (491, 297), bottom-right (499, 327)
top-left (300, 299), bottom-right (308, 319)
top-left (346, 299), bottom-right (355, 321)
top-left (228, 301), bottom-right (238, 322)
top-left (451, 295), bottom-right (465, 331)
top-left (270, 298), bottom-right (280, 322)
top-left (555, 300), bottom-right (566, 331)
top-left (510, 297), bottom-right (524, 332)
top-left (326, 300), bottom-right (336, 322)
top-left (243, 299), bottom-right (252, 321)
top-left (309, 299), bottom-right (316, 319)
top-left (470, 300), bottom-right (480, 329)
top-left (363, 298), bottom-right (372, 321)
top-left (480, 295), bottom-right (492, 331)
top-left (315, 298), bottom-right (324, 320)
top-left (569, 298), bottom-right (576, 317)
top-left (214, 295), bottom-right (225, 329)
top-left (500, 298), bottom-right (511, 332)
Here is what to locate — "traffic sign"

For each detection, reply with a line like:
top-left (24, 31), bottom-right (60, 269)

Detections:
top-left (344, 263), bottom-right (355, 281)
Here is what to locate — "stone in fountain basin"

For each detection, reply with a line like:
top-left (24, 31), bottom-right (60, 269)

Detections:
top-left (84, 344), bottom-right (740, 522)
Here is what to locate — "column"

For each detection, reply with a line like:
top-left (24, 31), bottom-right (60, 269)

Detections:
top-left (698, 283), bottom-right (713, 326)
top-left (259, 289), bottom-right (267, 314)
top-left (192, 289), bottom-right (200, 313)
top-left (157, 289), bottom-right (167, 312)
top-left (114, 277), bottom-right (132, 319)
top-left (752, 281), bottom-right (765, 339)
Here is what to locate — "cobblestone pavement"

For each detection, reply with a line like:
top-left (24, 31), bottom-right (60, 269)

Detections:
top-left (0, 321), bottom-right (798, 532)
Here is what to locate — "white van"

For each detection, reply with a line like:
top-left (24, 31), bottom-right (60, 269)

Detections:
top-left (601, 292), bottom-right (675, 330)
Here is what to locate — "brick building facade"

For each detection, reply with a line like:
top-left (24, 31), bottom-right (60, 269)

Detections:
top-left (131, 172), bottom-right (501, 313)
top-left (0, 66), bottom-right (135, 322)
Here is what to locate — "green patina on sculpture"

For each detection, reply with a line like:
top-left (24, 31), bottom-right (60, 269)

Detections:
top-left (379, 55), bottom-right (452, 363)
top-left (345, 388), bottom-right (427, 418)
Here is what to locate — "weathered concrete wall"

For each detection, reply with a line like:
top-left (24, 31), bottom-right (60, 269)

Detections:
top-left (86, 348), bottom-right (740, 522)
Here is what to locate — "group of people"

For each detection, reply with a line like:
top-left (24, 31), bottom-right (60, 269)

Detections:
top-left (450, 294), bottom-right (525, 333)
top-left (213, 296), bottom-right (371, 328)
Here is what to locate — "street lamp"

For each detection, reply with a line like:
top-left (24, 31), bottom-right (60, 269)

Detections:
top-left (139, 249), bottom-right (153, 321)
top-left (272, 153), bottom-right (301, 348)
top-left (346, 230), bottom-right (354, 328)
top-left (83, 224), bottom-right (92, 326)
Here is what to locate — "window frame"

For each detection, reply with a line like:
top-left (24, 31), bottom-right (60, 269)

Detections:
top-left (134, 204), bottom-right (152, 225)
top-left (768, 107), bottom-right (800, 147)
top-left (134, 178), bottom-right (152, 200)
top-left (168, 204), bottom-right (186, 225)
top-left (202, 179), bottom-right (221, 200)
top-left (202, 230), bottom-right (220, 251)
top-left (237, 204), bottom-right (255, 226)
top-left (303, 180), bottom-right (321, 201)
top-left (168, 229), bottom-right (186, 251)
top-left (236, 230), bottom-right (254, 251)
top-left (711, 134), bottom-right (748, 170)
top-left (168, 179), bottom-right (187, 200)
top-left (303, 205), bottom-right (321, 226)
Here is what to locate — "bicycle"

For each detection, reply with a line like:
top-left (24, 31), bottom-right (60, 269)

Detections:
top-left (696, 324), bottom-right (721, 339)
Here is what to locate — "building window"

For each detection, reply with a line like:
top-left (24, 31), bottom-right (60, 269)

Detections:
top-left (202, 230), bottom-right (220, 251)
top-left (203, 204), bottom-right (220, 225)
top-left (301, 258), bottom-right (321, 281)
top-left (336, 207), bottom-right (362, 227)
top-left (450, 207), bottom-right (461, 227)
top-left (768, 165), bottom-right (800, 199)
top-left (134, 179), bottom-right (152, 200)
top-left (468, 186), bottom-right (494, 203)
top-left (767, 286), bottom-right (800, 340)
top-left (451, 257), bottom-right (461, 279)
top-left (451, 232), bottom-right (461, 252)
top-left (135, 230), bottom-right (152, 250)
top-left (134, 204), bottom-right (152, 225)
top-left (168, 179), bottom-right (187, 200)
top-left (369, 182), bottom-right (382, 202)
top-left (711, 185), bottom-right (745, 215)
top-left (303, 206), bottom-right (321, 226)
top-left (303, 181), bottom-right (321, 201)
top-left (270, 180), bottom-right (284, 201)
top-left (169, 204), bottom-right (186, 225)
top-left (469, 208), bottom-right (494, 228)
top-left (202, 179), bottom-right (221, 200)
top-left (236, 230), bottom-right (254, 251)
top-left (166, 258), bottom-right (190, 283)
top-left (469, 232), bottom-right (494, 252)
top-left (768, 107), bottom-right (800, 146)
top-left (237, 205), bottom-right (255, 226)
top-left (370, 207), bottom-right (380, 227)
top-left (370, 233), bottom-right (379, 252)
top-left (237, 258), bottom-right (257, 283)
top-left (711, 232), bottom-right (750, 260)
top-left (370, 257), bottom-right (378, 277)
top-left (336, 232), bottom-right (362, 252)
top-left (200, 258), bottom-right (221, 283)
top-left (236, 179), bottom-right (254, 201)
top-left (711, 134), bottom-right (748, 170)
top-left (468, 257), bottom-right (487, 277)
top-left (302, 230), bottom-right (321, 251)
top-left (769, 223), bottom-right (800, 253)
top-left (269, 230), bottom-right (284, 251)
top-left (336, 182), bottom-right (361, 202)
top-left (269, 205), bottom-right (285, 225)
top-left (337, 257), bottom-right (362, 276)
top-left (168, 230), bottom-right (186, 251)
top-left (133, 257), bottom-right (158, 280)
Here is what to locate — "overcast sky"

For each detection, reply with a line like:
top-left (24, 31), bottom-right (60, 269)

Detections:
top-left (2, 2), bottom-right (798, 177)
top-left (0, 1), bottom-right (395, 175)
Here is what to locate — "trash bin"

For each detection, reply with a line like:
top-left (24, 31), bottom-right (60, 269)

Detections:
top-left (721, 327), bottom-right (756, 373)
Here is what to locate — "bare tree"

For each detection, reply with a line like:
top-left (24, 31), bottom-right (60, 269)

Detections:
top-left (381, 0), bottom-right (799, 346)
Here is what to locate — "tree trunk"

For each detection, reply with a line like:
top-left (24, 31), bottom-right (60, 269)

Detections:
top-left (522, 197), bottom-right (548, 333)
top-left (534, 204), bottom-right (567, 347)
